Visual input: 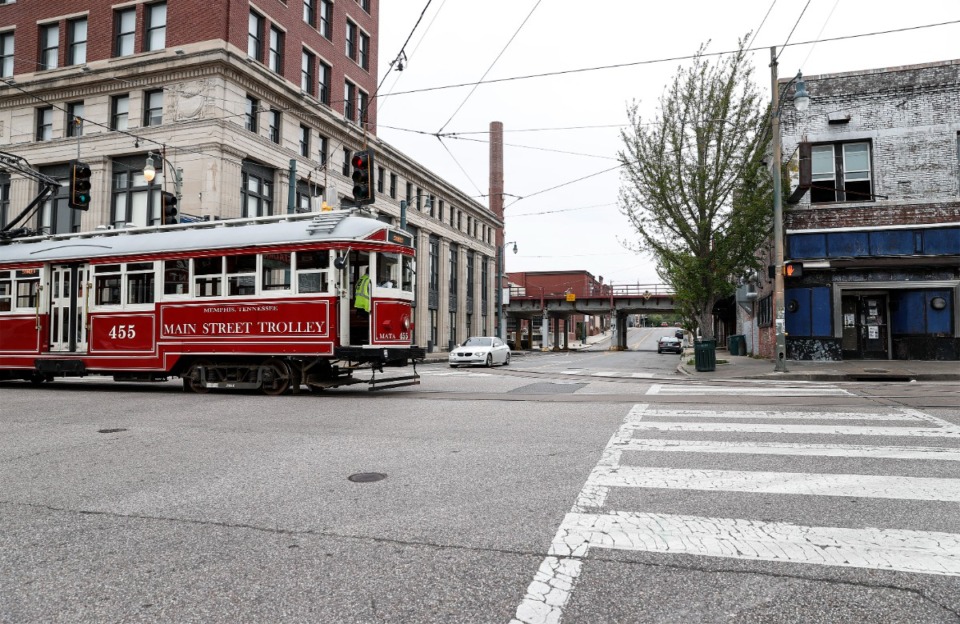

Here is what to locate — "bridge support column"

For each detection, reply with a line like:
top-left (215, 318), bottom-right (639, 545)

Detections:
top-left (541, 314), bottom-right (549, 351)
top-left (610, 311), bottom-right (627, 351)
top-left (552, 317), bottom-right (561, 352)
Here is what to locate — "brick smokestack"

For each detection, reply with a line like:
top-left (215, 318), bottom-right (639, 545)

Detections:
top-left (489, 121), bottom-right (504, 250)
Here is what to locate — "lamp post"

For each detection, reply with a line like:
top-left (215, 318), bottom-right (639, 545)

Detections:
top-left (770, 47), bottom-right (809, 372)
top-left (496, 241), bottom-right (517, 339)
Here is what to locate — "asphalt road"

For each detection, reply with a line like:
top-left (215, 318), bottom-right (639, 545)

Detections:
top-left (2, 344), bottom-right (959, 623)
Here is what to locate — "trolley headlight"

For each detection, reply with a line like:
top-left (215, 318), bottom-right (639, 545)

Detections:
top-left (402, 316), bottom-right (410, 330)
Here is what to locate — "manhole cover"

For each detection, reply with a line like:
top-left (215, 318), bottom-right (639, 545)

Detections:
top-left (97, 428), bottom-right (127, 434)
top-left (348, 472), bottom-right (387, 483)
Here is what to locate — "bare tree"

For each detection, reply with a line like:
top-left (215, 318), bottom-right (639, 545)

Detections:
top-left (618, 40), bottom-right (771, 340)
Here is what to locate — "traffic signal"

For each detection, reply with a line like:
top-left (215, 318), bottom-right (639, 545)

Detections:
top-left (350, 149), bottom-right (375, 206)
top-left (783, 262), bottom-right (803, 278)
top-left (68, 160), bottom-right (92, 210)
top-left (161, 191), bottom-right (179, 225)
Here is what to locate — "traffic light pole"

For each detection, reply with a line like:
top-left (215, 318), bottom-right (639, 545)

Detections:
top-left (771, 47), bottom-right (788, 373)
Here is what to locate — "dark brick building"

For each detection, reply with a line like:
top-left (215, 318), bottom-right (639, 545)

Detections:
top-left (745, 59), bottom-right (960, 361)
top-left (0, 0), bottom-right (501, 349)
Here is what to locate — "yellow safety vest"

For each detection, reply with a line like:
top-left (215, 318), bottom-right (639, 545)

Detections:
top-left (355, 273), bottom-right (371, 312)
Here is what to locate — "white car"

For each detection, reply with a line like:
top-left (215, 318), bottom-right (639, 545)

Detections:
top-left (449, 336), bottom-right (511, 368)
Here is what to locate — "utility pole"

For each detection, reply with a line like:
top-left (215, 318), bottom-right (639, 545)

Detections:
top-left (770, 47), bottom-right (788, 372)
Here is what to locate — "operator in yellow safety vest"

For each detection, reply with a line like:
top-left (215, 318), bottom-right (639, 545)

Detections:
top-left (355, 270), bottom-right (371, 313)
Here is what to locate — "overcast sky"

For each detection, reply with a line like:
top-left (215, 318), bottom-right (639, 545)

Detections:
top-left (375, 1), bottom-right (959, 288)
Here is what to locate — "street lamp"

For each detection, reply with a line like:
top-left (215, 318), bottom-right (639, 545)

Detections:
top-left (770, 48), bottom-right (809, 372)
top-left (496, 241), bottom-right (518, 339)
top-left (143, 151), bottom-right (183, 200)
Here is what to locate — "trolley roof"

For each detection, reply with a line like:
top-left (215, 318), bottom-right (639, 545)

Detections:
top-left (0, 211), bottom-right (404, 265)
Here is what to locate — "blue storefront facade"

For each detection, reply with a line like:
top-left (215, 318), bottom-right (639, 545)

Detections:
top-left (770, 60), bottom-right (960, 361)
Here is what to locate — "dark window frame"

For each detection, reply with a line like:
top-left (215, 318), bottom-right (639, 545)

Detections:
top-left (36, 106), bottom-right (53, 141)
top-left (344, 80), bottom-right (356, 122)
top-left (303, 0), bottom-right (316, 28)
top-left (115, 8), bottom-right (136, 57)
top-left (241, 163), bottom-right (275, 218)
top-left (111, 94), bottom-right (129, 131)
top-left (0, 32), bottom-right (14, 78)
top-left (144, 2), bottom-right (166, 52)
top-left (317, 60), bottom-right (331, 105)
top-left (345, 20), bottom-right (357, 61)
top-left (39, 23), bottom-right (59, 70)
top-left (319, 0), bottom-right (333, 39)
top-left (268, 25), bottom-right (284, 74)
top-left (111, 156), bottom-right (161, 227)
top-left (67, 17), bottom-right (87, 66)
top-left (301, 48), bottom-right (314, 95)
top-left (810, 140), bottom-right (874, 204)
top-left (318, 135), bottom-right (328, 166)
top-left (267, 109), bottom-right (281, 144)
top-left (389, 173), bottom-right (398, 199)
top-left (245, 95), bottom-right (259, 133)
top-left (66, 101), bottom-right (84, 137)
top-left (143, 89), bottom-right (163, 127)
top-left (247, 10), bottom-right (264, 62)
top-left (299, 124), bottom-right (310, 157)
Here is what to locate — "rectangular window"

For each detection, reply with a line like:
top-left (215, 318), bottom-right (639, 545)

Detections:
top-left (245, 95), bottom-right (259, 132)
top-left (95, 265), bottom-right (123, 306)
top-left (758, 294), bottom-right (772, 327)
top-left (406, 182), bottom-right (413, 206)
top-left (428, 235), bottom-right (439, 291)
top-left (0, 174), bottom-right (9, 231)
top-left (68, 18), bottom-right (87, 65)
top-left (0, 271), bottom-right (11, 312)
top-left (377, 166), bottom-right (384, 193)
top-left (358, 31), bottom-right (369, 71)
top-left (299, 124), bottom-right (310, 157)
top-left (112, 160), bottom-right (160, 227)
top-left (0, 32), bottom-right (13, 78)
top-left (36, 106), bottom-right (53, 141)
top-left (343, 81), bottom-right (356, 122)
top-left (39, 23), bottom-right (58, 70)
top-left (111, 94), bottom-right (129, 131)
top-left (318, 135), bottom-right (328, 166)
top-left (358, 89), bottom-right (368, 126)
top-left (226, 254), bottom-right (257, 296)
top-left (248, 11), bottom-right (264, 61)
top-left (345, 20), bottom-right (357, 61)
top-left (115, 8), bottom-right (136, 57)
top-left (319, 1), bottom-right (333, 39)
top-left (241, 170), bottom-right (273, 217)
top-left (318, 61), bottom-right (331, 105)
top-left (268, 25), bottom-right (283, 73)
top-left (143, 89), bottom-right (163, 126)
top-left (126, 262), bottom-right (156, 305)
top-left (193, 256), bottom-right (223, 298)
top-left (301, 49), bottom-right (314, 94)
top-left (303, 0), bottom-right (315, 28)
top-left (145, 3), bottom-right (166, 51)
top-left (810, 141), bottom-right (873, 203)
top-left (263, 252), bottom-right (292, 291)
top-left (389, 173), bottom-right (397, 199)
top-left (342, 147), bottom-right (351, 176)
top-left (437, 199), bottom-right (443, 221)
top-left (296, 250), bottom-right (330, 293)
top-left (267, 109), bottom-right (281, 143)
top-left (358, 0), bottom-right (370, 14)
top-left (163, 259), bottom-right (189, 296)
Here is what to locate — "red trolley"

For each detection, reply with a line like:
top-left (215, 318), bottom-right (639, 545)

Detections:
top-left (0, 210), bottom-right (424, 394)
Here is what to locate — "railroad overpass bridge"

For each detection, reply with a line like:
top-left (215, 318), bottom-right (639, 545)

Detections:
top-left (504, 284), bottom-right (678, 350)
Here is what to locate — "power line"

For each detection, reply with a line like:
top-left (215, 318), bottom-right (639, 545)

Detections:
top-left (504, 165), bottom-right (621, 209)
top-left (510, 202), bottom-right (618, 218)
top-left (437, 0), bottom-right (542, 133)
top-left (747, 0), bottom-right (778, 50)
top-left (800, 0), bottom-right (841, 69)
top-left (379, 19), bottom-right (960, 100)
top-left (445, 135), bottom-right (617, 161)
top-left (776, 0), bottom-right (812, 61)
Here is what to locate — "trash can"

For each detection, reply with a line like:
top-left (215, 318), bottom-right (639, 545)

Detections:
top-left (694, 340), bottom-right (717, 372)
top-left (727, 335), bottom-right (741, 356)
top-left (736, 334), bottom-right (747, 356)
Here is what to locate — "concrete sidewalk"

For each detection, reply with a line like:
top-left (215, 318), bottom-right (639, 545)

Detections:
top-left (677, 348), bottom-right (960, 382)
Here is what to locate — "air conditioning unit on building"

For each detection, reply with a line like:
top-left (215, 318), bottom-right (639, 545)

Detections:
top-left (736, 283), bottom-right (758, 312)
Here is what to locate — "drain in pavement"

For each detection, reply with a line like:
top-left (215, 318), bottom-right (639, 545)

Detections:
top-left (97, 428), bottom-right (128, 434)
top-left (348, 472), bottom-right (387, 483)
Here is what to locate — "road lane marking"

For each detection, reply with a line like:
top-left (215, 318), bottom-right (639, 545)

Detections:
top-left (591, 465), bottom-right (960, 502)
top-left (626, 421), bottom-right (960, 438)
top-left (647, 383), bottom-right (851, 396)
top-left (511, 403), bottom-right (960, 624)
top-left (643, 409), bottom-right (924, 421)
top-left (553, 511), bottom-right (960, 576)
top-left (615, 439), bottom-right (960, 461)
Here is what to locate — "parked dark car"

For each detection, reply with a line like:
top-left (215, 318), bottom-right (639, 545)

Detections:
top-left (657, 336), bottom-right (683, 354)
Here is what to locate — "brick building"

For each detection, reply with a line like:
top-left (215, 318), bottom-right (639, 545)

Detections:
top-left (743, 59), bottom-right (960, 361)
top-left (0, 0), bottom-right (501, 350)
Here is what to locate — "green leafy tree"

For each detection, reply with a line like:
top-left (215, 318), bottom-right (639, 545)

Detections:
top-left (618, 40), bottom-right (772, 340)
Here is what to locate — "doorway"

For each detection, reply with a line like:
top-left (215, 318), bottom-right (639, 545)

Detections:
top-left (841, 294), bottom-right (888, 359)
top-left (49, 264), bottom-right (89, 353)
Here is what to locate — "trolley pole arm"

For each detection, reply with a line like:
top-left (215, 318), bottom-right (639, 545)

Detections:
top-left (0, 150), bottom-right (63, 235)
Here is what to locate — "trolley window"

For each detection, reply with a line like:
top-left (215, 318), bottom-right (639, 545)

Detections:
top-left (402, 255), bottom-right (414, 292)
top-left (296, 250), bottom-right (330, 294)
top-left (163, 260), bottom-right (189, 296)
top-left (14, 269), bottom-right (40, 309)
top-left (0, 271), bottom-right (12, 312)
top-left (226, 254), bottom-right (257, 296)
top-left (95, 264), bottom-right (122, 305)
top-left (262, 252), bottom-right (291, 292)
top-left (194, 256), bottom-right (223, 298)
top-left (377, 252), bottom-right (400, 289)
top-left (126, 262), bottom-right (156, 304)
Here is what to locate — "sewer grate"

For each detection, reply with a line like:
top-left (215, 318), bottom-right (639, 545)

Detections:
top-left (348, 472), bottom-right (387, 483)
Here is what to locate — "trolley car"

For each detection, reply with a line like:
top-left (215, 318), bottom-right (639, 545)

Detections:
top-left (0, 209), bottom-right (424, 394)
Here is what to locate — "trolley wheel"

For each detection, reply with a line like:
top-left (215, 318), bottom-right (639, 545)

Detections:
top-left (184, 359), bottom-right (215, 394)
top-left (29, 371), bottom-right (48, 386)
top-left (261, 358), bottom-right (292, 396)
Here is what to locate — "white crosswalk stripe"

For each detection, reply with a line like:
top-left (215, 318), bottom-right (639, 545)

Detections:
top-left (647, 383), bottom-right (851, 396)
top-left (511, 404), bottom-right (960, 624)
